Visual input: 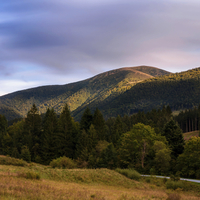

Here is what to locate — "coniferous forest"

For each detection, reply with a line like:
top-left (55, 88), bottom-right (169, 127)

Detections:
top-left (1, 103), bottom-right (200, 179)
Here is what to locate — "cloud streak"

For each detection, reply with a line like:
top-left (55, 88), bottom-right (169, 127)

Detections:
top-left (0, 0), bottom-right (200, 95)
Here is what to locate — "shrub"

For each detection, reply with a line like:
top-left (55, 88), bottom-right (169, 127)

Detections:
top-left (167, 193), bottom-right (181, 200)
top-left (145, 177), bottom-right (151, 183)
top-left (18, 171), bottom-right (40, 180)
top-left (170, 174), bottom-right (180, 181)
top-left (165, 180), bottom-right (185, 190)
top-left (0, 156), bottom-right (28, 166)
top-left (115, 168), bottom-right (141, 181)
top-left (50, 156), bottom-right (77, 169)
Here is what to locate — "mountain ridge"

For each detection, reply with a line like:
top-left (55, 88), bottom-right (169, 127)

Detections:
top-left (0, 66), bottom-right (170, 120)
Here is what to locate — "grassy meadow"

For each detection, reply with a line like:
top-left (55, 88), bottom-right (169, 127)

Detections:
top-left (0, 156), bottom-right (200, 200)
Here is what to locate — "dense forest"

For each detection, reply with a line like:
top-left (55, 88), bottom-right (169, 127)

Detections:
top-left (0, 104), bottom-right (199, 179)
top-left (96, 67), bottom-right (200, 118)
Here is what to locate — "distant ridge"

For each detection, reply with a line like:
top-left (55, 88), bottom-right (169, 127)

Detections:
top-left (0, 66), bottom-right (170, 121)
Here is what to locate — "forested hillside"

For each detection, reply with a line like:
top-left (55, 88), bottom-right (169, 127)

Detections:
top-left (95, 67), bottom-right (200, 119)
top-left (0, 66), bottom-right (169, 121)
top-left (2, 103), bottom-right (200, 180)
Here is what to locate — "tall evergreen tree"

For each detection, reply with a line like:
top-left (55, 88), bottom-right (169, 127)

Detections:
top-left (112, 115), bottom-right (124, 145)
top-left (75, 129), bottom-right (89, 161)
top-left (163, 119), bottom-right (184, 158)
top-left (42, 108), bottom-right (58, 164)
top-left (0, 114), bottom-right (8, 154)
top-left (80, 107), bottom-right (93, 132)
top-left (98, 143), bottom-right (117, 169)
top-left (93, 108), bottom-right (107, 140)
top-left (57, 104), bottom-right (75, 158)
top-left (23, 104), bottom-right (42, 161)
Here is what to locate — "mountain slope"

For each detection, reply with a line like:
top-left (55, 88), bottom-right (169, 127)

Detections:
top-left (95, 67), bottom-right (200, 119)
top-left (0, 66), bottom-right (169, 121)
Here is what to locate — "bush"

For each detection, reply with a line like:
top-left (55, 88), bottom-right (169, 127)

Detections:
top-left (165, 180), bottom-right (185, 190)
top-left (50, 156), bottom-right (77, 169)
top-left (115, 168), bottom-right (141, 181)
top-left (170, 174), bottom-right (180, 181)
top-left (145, 177), bottom-right (151, 183)
top-left (18, 171), bottom-right (40, 180)
top-left (0, 156), bottom-right (28, 166)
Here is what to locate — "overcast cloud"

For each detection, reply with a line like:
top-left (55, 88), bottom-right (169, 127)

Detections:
top-left (1, 0), bottom-right (200, 96)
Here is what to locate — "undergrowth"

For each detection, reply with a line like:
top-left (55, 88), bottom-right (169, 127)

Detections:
top-left (0, 155), bottom-right (28, 166)
top-left (115, 168), bottom-right (141, 181)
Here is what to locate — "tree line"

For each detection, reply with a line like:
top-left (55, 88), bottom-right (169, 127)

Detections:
top-left (0, 104), bottom-right (199, 179)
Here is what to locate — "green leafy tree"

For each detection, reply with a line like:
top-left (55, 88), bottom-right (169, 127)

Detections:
top-left (177, 137), bottom-right (200, 179)
top-left (118, 123), bottom-right (156, 169)
top-left (153, 141), bottom-right (171, 175)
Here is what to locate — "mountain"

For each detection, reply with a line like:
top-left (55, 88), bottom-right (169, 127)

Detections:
top-left (0, 66), bottom-right (169, 121)
top-left (95, 67), bottom-right (200, 119)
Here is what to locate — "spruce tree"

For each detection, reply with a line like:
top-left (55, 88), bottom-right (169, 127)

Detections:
top-left (80, 107), bottom-right (93, 132)
top-left (93, 108), bottom-right (107, 140)
top-left (23, 104), bottom-right (42, 161)
top-left (99, 143), bottom-right (117, 169)
top-left (75, 129), bottom-right (89, 161)
top-left (0, 114), bottom-right (8, 154)
top-left (42, 108), bottom-right (58, 164)
top-left (21, 145), bottom-right (31, 162)
top-left (57, 104), bottom-right (74, 158)
top-left (163, 119), bottom-right (184, 158)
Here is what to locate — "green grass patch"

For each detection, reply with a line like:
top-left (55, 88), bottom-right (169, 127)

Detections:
top-left (115, 168), bottom-right (141, 181)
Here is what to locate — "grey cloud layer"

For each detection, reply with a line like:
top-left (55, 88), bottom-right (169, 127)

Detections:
top-left (1, 0), bottom-right (200, 89)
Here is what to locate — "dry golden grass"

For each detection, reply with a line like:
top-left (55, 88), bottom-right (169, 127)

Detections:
top-left (0, 164), bottom-right (200, 200)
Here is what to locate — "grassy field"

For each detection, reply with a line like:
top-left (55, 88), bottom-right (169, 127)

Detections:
top-left (0, 157), bottom-right (200, 199)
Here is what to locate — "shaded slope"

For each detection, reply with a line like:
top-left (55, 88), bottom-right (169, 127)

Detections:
top-left (95, 67), bottom-right (200, 119)
top-left (0, 66), bottom-right (169, 120)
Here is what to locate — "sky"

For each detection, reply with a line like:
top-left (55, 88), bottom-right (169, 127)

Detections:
top-left (1, 0), bottom-right (200, 96)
